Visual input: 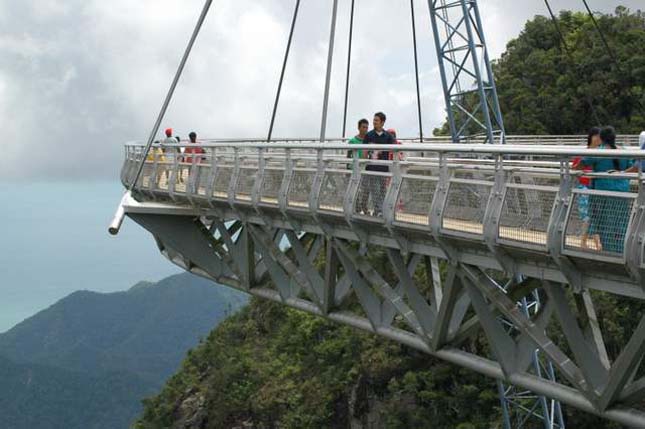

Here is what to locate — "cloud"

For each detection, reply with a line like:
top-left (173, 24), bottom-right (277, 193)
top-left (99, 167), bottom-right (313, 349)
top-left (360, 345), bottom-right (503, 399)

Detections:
top-left (0, 0), bottom-right (642, 180)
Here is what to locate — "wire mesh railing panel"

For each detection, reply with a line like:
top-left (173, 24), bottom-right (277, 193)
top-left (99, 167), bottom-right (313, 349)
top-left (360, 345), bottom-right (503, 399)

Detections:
top-left (120, 157), bottom-right (132, 186)
top-left (195, 164), bottom-right (211, 196)
top-left (394, 176), bottom-right (437, 226)
top-left (442, 180), bottom-right (492, 235)
top-left (212, 165), bottom-right (233, 199)
top-left (138, 161), bottom-right (154, 190)
top-left (499, 186), bottom-right (556, 247)
top-left (125, 155), bottom-right (141, 187)
top-left (404, 166), bottom-right (441, 177)
top-left (354, 171), bottom-right (390, 219)
top-left (155, 160), bottom-right (174, 191)
top-left (287, 170), bottom-right (315, 209)
top-left (260, 167), bottom-right (283, 206)
top-left (174, 162), bottom-right (191, 194)
top-left (235, 167), bottom-right (258, 202)
top-left (319, 170), bottom-right (350, 212)
top-left (564, 190), bottom-right (634, 256)
top-left (452, 168), bottom-right (496, 181)
top-left (510, 172), bottom-right (561, 188)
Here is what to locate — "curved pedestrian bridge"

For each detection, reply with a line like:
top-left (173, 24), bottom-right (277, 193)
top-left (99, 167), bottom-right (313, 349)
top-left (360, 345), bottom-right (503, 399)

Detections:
top-left (117, 138), bottom-right (645, 426)
top-left (121, 139), bottom-right (645, 296)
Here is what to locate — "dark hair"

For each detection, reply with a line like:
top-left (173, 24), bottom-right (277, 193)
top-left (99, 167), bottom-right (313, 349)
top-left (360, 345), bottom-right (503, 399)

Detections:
top-left (374, 112), bottom-right (386, 123)
top-left (175, 136), bottom-right (181, 143)
top-left (189, 132), bottom-right (197, 142)
top-left (587, 127), bottom-right (601, 147)
top-left (600, 126), bottom-right (621, 170)
top-left (358, 119), bottom-right (369, 128)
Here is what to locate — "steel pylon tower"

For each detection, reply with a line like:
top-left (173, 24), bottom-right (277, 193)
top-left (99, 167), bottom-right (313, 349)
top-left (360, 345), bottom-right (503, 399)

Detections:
top-left (428, 1), bottom-right (562, 426)
top-left (428, 0), bottom-right (505, 144)
top-left (496, 286), bottom-right (565, 429)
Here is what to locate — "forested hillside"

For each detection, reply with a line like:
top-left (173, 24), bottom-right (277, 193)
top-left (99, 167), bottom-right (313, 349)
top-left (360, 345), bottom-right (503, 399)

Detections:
top-left (435, 6), bottom-right (645, 136)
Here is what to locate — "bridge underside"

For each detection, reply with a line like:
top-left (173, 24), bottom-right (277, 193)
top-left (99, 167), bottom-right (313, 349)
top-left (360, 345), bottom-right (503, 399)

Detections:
top-left (125, 203), bottom-right (645, 427)
top-left (117, 141), bottom-right (645, 426)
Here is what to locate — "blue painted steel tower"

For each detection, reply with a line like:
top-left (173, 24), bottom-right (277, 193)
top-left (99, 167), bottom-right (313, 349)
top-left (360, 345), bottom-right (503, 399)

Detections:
top-left (428, 0), bottom-right (505, 144)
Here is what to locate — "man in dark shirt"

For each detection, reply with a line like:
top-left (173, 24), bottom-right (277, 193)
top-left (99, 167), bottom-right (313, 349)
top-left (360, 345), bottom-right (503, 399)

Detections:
top-left (363, 112), bottom-right (394, 216)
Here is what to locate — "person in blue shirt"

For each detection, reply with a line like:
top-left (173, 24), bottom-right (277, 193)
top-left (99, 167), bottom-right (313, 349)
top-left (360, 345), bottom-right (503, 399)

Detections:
top-left (625, 130), bottom-right (645, 173)
top-left (574, 126), bottom-right (633, 253)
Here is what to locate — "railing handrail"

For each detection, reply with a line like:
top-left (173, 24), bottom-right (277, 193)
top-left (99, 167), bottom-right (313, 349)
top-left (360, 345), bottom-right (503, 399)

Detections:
top-left (125, 134), bottom-right (641, 145)
top-left (125, 141), bottom-right (645, 159)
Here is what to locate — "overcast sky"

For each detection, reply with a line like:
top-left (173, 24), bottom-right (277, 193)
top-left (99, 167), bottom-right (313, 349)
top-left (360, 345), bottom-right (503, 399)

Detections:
top-left (0, 0), bottom-right (641, 181)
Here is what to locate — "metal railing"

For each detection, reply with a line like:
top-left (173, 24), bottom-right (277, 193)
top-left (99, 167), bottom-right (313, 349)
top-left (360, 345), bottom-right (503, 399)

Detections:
top-left (120, 140), bottom-right (645, 282)
top-left (125, 134), bottom-right (643, 147)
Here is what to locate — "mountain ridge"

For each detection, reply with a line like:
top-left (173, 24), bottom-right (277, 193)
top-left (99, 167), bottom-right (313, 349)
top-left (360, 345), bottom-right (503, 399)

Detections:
top-left (0, 272), bottom-right (248, 429)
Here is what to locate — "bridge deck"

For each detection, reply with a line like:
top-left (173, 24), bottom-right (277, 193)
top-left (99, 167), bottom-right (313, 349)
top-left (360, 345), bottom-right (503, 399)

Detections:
top-left (120, 141), bottom-right (645, 298)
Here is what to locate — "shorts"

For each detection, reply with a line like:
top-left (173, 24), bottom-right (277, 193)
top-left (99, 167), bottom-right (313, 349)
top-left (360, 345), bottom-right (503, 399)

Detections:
top-left (577, 185), bottom-right (590, 223)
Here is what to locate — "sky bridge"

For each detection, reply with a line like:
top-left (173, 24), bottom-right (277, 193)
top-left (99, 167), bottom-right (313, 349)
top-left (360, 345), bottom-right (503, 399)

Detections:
top-left (110, 0), bottom-right (645, 426)
top-left (115, 139), bottom-right (645, 427)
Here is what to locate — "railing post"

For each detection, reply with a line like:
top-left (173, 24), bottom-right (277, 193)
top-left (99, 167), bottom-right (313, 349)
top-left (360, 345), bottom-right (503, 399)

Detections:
top-left (309, 149), bottom-right (326, 218)
top-left (383, 150), bottom-right (403, 226)
top-left (147, 147), bottom-right (160, 200)
top-left (547, 157), bottom-right (582, 292)
top-left (168, 147), bottom-right (180, 203)
top-left (383, 149), bottom-right (408, 254)
top-left (343, 148), bottom-right (362, 224)
top-left (279, 148), bottom-right (293, 217)
top-left (186, 146), bottom-right (200, 206)
top-left (252, 148), bottom-right (266, 214)
top-left (482, 154), bottom-right (515, 274)
top-left (428, 151), bottom-right (461, 263)
top-left (206, 147), bottom-right (219, 209)
top-left (625, 166), bottom-right (645, 290)
top-left (120, 147), bottom-right (130, 187)
top-left (228, 148), bottom-right (241, 209)
top-left (430, 153), bottom-right (450, 242)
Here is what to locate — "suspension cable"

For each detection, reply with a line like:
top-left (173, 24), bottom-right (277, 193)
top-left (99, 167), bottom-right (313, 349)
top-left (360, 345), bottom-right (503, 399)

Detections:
top-left (543, 0), bottom-right (602, 126)
top-left (581, 0), bottom-right (644, 112)
top-left (582, 1), bottom-right (620, 67)
top-left (410, 0), bottom-right (424, 141)
top-left (320, 0), bottom-right (340, 142)
top-left (268, 0), bottom-right (301, 142)
top-left (341, 0), bottom-right (356, 139)
top-left (129, 0), bottom-right (213, 192)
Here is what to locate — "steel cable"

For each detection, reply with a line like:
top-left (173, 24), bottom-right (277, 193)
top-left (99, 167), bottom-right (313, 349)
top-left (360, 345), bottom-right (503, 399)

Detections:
top-left (268, 0), bottom-right (301, 142)
top-left (129, 0), bottom-right (214, 193)
top-left (581, 0), bottom-right (644, 112)
top-left (543, 0), bottom-right (603, 126)
top-left (341, 0), bottom-right (356, 139)
top-left (410, 0), bottom-right (424, 141)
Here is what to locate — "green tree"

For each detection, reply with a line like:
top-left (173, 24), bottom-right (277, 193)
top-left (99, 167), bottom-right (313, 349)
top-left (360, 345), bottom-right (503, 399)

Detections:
top-left (435, 7), bottom-right (645, 137)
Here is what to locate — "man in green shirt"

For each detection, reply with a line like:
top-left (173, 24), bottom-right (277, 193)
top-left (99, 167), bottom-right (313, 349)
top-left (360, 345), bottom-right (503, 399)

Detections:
top-left (348, 118), bottom-right (369, 159)
top-left (347, 119), bottom-right (369, 214)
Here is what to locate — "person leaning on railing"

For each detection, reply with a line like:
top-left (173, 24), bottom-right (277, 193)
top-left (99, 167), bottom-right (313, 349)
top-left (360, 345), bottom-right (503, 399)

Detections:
top-left (573, 126), bottom-right (633, 253)
top-left (571, 127), bottom-right (601, 250)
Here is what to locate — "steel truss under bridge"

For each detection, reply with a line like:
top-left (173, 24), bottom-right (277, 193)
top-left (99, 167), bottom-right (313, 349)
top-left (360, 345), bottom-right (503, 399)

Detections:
top-left (112, 140), bottom-right (645, 428)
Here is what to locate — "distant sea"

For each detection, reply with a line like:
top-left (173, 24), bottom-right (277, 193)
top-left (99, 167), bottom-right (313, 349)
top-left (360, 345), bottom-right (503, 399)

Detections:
top-left (0, 181), bottom-right (180, 332)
